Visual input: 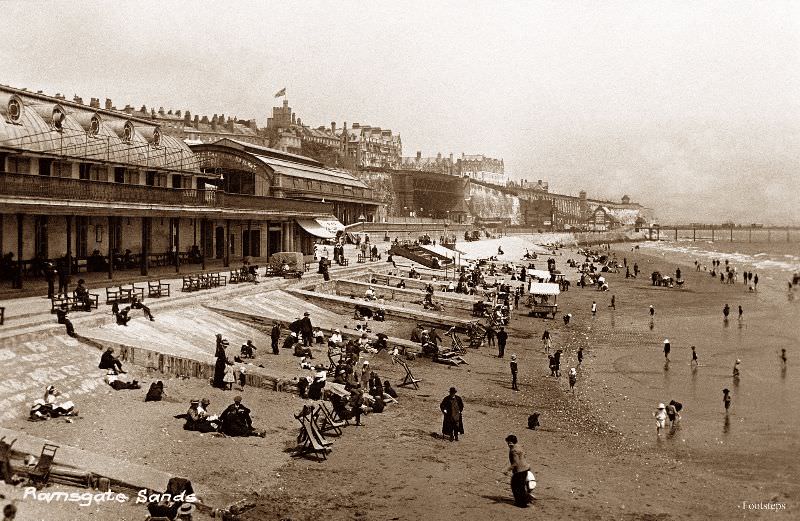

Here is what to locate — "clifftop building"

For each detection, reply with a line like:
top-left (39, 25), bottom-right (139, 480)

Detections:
top-left (456, 153), bottom-right (506, 186)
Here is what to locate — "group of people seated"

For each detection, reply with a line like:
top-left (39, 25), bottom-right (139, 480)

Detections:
top-left (29, 385), bottom-right (77, 420)
top-left (184, 395), bottom-right (265, 437)
top-left (112, 295), bottom-right (154, 326)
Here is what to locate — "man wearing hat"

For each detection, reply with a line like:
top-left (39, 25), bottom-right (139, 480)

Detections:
top-left (663, 339), bottom-right (671, 361)
top-left (440, 387), bottom-right (464, 441)
top-left (219, 396), bottom-right (263, 437)
top-left (300, 311), bottom-right (314, 347)
top-left (185, 398), bottom-right (218, 432)
top-left (329, 328), bottom-right (343, 347)
top-left (271, 322), bottom-right (282, 355)
top-left (510, 354), bottom-right (519, 391)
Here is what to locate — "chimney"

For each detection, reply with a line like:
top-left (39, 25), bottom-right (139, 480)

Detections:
top-left (416, 151), bottom-right (421, 160)
top-left (291, 113), bottom-right (296, 125)
top-left (123, 104), bottom-right (134, 114)
top-left (200, 115), bottom-right (209, 124)
top-left (55, 93), bottom-right (65, 100)
top-left (297, 117), bottom-right (302, 126)
top-left (352, 123), bottom-right (360, 129)
top-left (140, 104), bottom-right (147, 113)
top-left (90, 98), bottom-right (100, 108)
top-left (73, 95), bottom-right (83, 104)
top-left (175, 109), bottom-right (181, 117)
top-left (211, 114), bottom-right (218, 130)
top-left (282, 99), bottom-right (289, 108)
top-left (105, 98), bottom-right (113, 110)
top-left (227, 118), bottom-right (235, 132)
top-left (193, 115), bottom-right (200, 129)
top-left (331, 122), bottom-right (336, 133)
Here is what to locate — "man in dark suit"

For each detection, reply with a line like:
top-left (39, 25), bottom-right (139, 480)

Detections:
top-left (299, 312), bottom-right (314, 347)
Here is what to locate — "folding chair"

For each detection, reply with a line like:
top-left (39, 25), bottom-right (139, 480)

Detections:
top-left (293, 408), bottom-right (332, 461)
top-left (314, 402), bottom-right (346, 436)
top-left (393, 355), bottom-right (421, 389)
top-left (28, 443), bottom-right (59, 487)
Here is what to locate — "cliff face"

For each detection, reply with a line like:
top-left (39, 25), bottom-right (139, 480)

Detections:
top-left (468, 182), bottom-right (522, 225)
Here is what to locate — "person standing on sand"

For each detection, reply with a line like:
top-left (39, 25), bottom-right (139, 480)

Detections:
top-left (649, 305), bottom-right (655, 318)
top-left (691, 346), bottom-right (698, 366)
top-left (723, 304), bottom-right (730, 321)
top-left (577, 347), bottom-right (584, 365)
top-left (270, 322), bottom-right (282, 355)
top-left (541, 330), bottom-right (552, 354)
top-left (753, 273), bottom-right (759, 290)
top-left (485, 324), bottom-right (496, 348)
top-left (634, 263), bottom-right (639, 277)
top-left (738, 305), bottom-right (743, 320)
top-left (505, 434), bottom-right (534, 507)
top-left (568, 368), bottom-right (577, 394)
top-left (510, 354), bottom-right (519, 391)
top-left (440, 387), bottom-right (464, 441)
top-left (733, 359), bottom-right (741, 379)
top-left (663, 339), bottom-right (671, 361)
top-left (723, 388), bottom-right (732, 413)
top-left (609, 295), bottom-right (616, 309)
top-left (591, 301), bottom-right (597, 316)
top-left (653, 403), bottom-right (667, 436)
top-left (497, 326), bottom-right (508, 358)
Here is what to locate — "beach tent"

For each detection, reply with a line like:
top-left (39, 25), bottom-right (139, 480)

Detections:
top-left (526, 283), bottom-right (560, 318)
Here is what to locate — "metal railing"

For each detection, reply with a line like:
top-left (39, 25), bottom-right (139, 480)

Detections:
top-left (0, 171), bottom-right (330, 214)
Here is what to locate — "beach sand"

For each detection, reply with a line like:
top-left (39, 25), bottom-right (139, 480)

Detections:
top-left (239, 241), bottom-right (798, 520)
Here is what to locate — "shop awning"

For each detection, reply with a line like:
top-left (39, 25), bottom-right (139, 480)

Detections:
top-left (528, 282), bottom-right (560, 296)
top-left (296, 217), bottom-right (344, 239)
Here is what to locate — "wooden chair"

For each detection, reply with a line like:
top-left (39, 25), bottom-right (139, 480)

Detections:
top-left (105, 286), bottom-right (122, 304)
top-left (314, 402), bottom-right (346, 436)
top-left (229, 270), bottom-right (241, 283)
top-left (293, 407), bottom-right (331, 461)
top-left (28, 443), bottom-right (59, 487)
top-left (357, 254), bottom-right (366, 263)
top-left (214, 273), bottom-right (227, 287)
top-left (181, 276), bottom-right (197, 292)
top-left (148, 280), bottom-right (170, 298)
top-left (392, 355), bottom-right (421, 389)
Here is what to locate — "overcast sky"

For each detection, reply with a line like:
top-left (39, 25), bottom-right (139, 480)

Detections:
top-left (2, 1), bottom-right (798, 223)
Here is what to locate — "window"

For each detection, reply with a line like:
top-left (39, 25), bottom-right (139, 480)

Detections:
top-left (80, 163), bottom-right (105, 181)
top-left (114, 167), bottom-right (125, 183)
top-left (7, 156), bottom-right (31, 174)
top-left (34, 216), bottom-right (48, 259)
top-left (52, 161), bottom-right (72, 178)
top-left (146, 171), bottom-right (156, 186)
top-left (172, 174), bottom-right (183, 188)
top-left (38, 158), bottom-right (52, 177)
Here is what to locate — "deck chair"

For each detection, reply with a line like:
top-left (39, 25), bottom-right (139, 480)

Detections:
top-left (393, 355), bottom-right (421, 389)
top-left (314, 402), bottom-right (346, 436)
top-left (28, 443), bottom-right (59, 487)
top-left (293, 408), bottom-right (332, 461)
top-left (307, 406), bottom-right (335, 446)
top-left (0, 436), bottom-right (16, 482)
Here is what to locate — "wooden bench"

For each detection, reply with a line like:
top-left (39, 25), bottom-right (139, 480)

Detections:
top-left (211, 273), bottom-right (227, 287)
top-left (120, 284), bottom-right (145, 302)
top-left (51, 293), bottom-right (98, 313)
top-left (105, 287), bottom-right (122, 304)
top-left (181, 276), bottom-right (199, 292)
top-left (148, 280), bottom-right (170, 298)
top-left (282, 270), bottom-right (303, 279)
top-left (357, 254), bottom-right (366, 263)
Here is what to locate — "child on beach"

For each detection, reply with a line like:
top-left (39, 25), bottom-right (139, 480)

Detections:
top-left (541, 330), bottom-right (552, 354)
top-left (663, 339), bottom-right (671, 361)
top-left (591, 301), bottom-right (597, 316)
top-left (510, 354), bottom-right (519, 391)
top-left (691, 346), bottom-right (698, 366)
top-left (568, 368), bottom-right (577, 394)
top-left (733, 359), bottom-right (741, 379)
top-left (577, 347), bottom-right (584, 365)
top-left (649, 305), bottom-right (655, 317)
top-left (653, 403), bottom-right (667, 435)
top-left (723, 389), bottom-right (732, 413)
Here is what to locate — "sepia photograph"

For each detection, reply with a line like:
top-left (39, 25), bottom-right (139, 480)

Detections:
top-left (0, 1), bottom-right (797, 519)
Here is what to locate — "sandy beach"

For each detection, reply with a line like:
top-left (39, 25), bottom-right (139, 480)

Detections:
top-left (233, 237), bottom-right (798, 520)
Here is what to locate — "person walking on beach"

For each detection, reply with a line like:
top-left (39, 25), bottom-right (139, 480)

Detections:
top-left (690, 346), bottom-right (698, 366)
top-left (663, 339), bottom-right (671, 361)
top-left (497, 326), bottom-right (508, 358)
top-left (505, 434), bottom-right (534, 507)
top-left (553, 349), bottom-right (562, 377)
top-left (653, 403), bottom-right (667, 436)
top-left (541, 330), bottom-right (552, 354)
top-left (633, 263), bottom-right (639, 277)
top-left (779, 349), bottom-right (787, 368)
top-left (510, 354), bottom-right (519, 391)
top-left (649, 305), bottom-right (655, 318)
top-left (723, 304), bottom-right (730, 321)
top-left (591, 301), bottom-right (597, 316)
top-left (753, 273), bottom-right (759, 290)
top-left (485, 324), bottom-right (496, 349)
top-left (270, 322), bottom-right (282, 355)
top-left (577, 347), bottom-right (584, 365)
top-left (609, 295), bottom-right (616, 309)
top-left (738, 305), bottom-right (743, 320)
top-left (723, 388), bottom-right (732, 413)
top-left (568, 367), bottom-right (577, 394)
top-left (440, 387), bottom-right (464, 442)
top-left (732, 359), bottom-right (741, 379)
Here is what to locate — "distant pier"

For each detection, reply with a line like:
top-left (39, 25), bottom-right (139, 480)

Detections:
top-left (647, 224), bottom-right (800, 243)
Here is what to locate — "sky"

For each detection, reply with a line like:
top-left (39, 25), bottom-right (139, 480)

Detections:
top-left (1, 0), bottom-right (798, 224)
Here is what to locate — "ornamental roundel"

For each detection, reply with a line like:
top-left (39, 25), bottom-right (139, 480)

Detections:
top-left (7, 97), bottom-right (22, 122)
top-left (152, 128), bottom-right (162, 147)
top-left (52, 106), bottom-right (66, 130)
top-left (122, 121), bottom-right (134, 142)
top-left (89, 114), bottom-right (101, 136)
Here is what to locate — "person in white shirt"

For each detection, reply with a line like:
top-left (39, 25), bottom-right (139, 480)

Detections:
top-left (365, 286), bottom-right (377, 300)
top-left (329, 328), bottom-right (343, 347)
